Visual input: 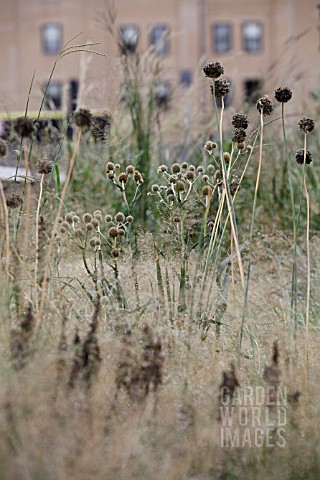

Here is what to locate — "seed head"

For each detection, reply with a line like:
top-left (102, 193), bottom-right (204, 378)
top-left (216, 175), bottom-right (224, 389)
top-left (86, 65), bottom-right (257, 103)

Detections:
top-left (171, 163), bottom-right (181, 174)
top-left (118, 228), bottom-right (125, 237)
top-left (115, 163), bottom-right (121, 169)
top-left (36, 159), bottom-right (54, 174)
top-left (231, 112), bottom-right (249, 130)
top-left (197, 166), bottom-right (204, 173)
top-left (107, 172), bottom-right (115, 180)
top-left (0, 139), bottom-right (7, 157)
top-left (111, 248), bottom-right (120, 258)
top-left (185, 171), bottom-right (195, 181)
top-left (204, 141), bottom-right (217, 154)
top-left (151, 184), bottom-right (160, 192)
top-left (167, 194), bottom-right (175, 202)
top-left (159, 165), bottom-right (168, 173)
top-left (202, 175), bottom-right (209, 182)
top-left (115, 212), bottom-right (125, 223)
top-left (173, 216), bottom-right (181, 223)
top-left (223, 152), bottom-right (231, 164)
top-left (230, 176), bottom-right (240, 195)
top-left (74, 108), bottom-right (92, 128)
top-left (65, 213), bottom-right (74, 224)
top-left (127, 215), bottom-right (134, 223)
top-left (83, 213), bottom-right (92, 224)
top-left (181, 162), bottom-right (188, 169)
top-left (86, 223), bottom-right (94, 231)
top-left (126, 165), bottom-right (135, 174)
top-left (236, 142), bottom-right (245, 150)
top-left (6, 192), bottom-right (23, 208)
top-left (106, 161), bottom-right (115, 172)
top-left (203, 61), bottom-right (224, 79)
top-left (202, 185), bottom-right (212, 196)
top-left (75, 228), bottom-right (84, 238)
top-left (105, 214), bottom-right (112, 222)
top-left (207, 165), bottom-right (215, 173)
top-left (176, 180), bottom-right (185, 192)
top-left (14, 117), bottom-right (35, 138)
top-left (119, 172), bottom-right (128, 183)
top-left (295, 148), bottom-right (312, 165)
top-left (169, 176), bottom-right (176, 183)
top-left (232, 128), bottom-right (246, 144)
top-left (256, 95), bottom-right (273, 116)
top-left (94, 212), bottom-right (102, 222)
top-left (91, 218), bottom-right (100, 228)
top-left (108, 227), bottom-right (118, 238)
top-left (189, 165), bottom-right (196, 172)
top-left (275, 87), bottom-right (292, 103)
top-left (211, 79), bottom-right (230, 98)
top-left (298, 117), bottom-right (315, 134)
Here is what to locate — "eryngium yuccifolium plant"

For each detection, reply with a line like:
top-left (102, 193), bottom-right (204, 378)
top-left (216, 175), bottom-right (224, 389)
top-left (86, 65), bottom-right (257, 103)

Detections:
top-left (232, 128), bottom-right (246, 144)
top-left (203, 61), bottom-right (224, 79)
top-left (74, 108), bottom-right (93, 128)
top-left (274, 87), bottom-right (292, 103)
top-left (204, 141), bottom-right (217, 154)
top-left (256, 95), bottom-right (274, 116)
top-left (210, 79), bottom-right (230, 98)
top-left (14, 116), bottom-right (35, 138)
top-left (0, 138), bottom-right (7, 157)
top-left (106, 163), bottom-right (144, 214)
top-left (298, 117), bottom-right (315, 134)
top-left (295, 148), bottom-right (313, 165)
top-left (231, 112), bottom-right (249, 130)
top-left (36, 159), bottom-right (54, 175)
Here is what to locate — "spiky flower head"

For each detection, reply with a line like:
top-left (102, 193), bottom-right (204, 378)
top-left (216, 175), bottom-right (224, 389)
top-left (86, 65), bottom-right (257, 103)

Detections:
top-left (36, 159), bottom-right (54, 175)
top-left (126, 165), bottom-right (135, 174)
top-left (231, 112), bottom-right (249, 130)
top-left (298, 117), bottom-right (315, 134)
top-left (295, 148), bottom-right (312, 165)
top-left (223, 152), bottom-right (231, 164)
top-left (14, 117), bottom-right (35, 138)
top-left (202, 185), bottom-right (212, 196)
top-left (83, 213), bottom-right (92, 224)
top-left (105, 214), bottom-right (112, 223)
top-left (74, 108), bottom-right (92, 128)
top-left (106, 161), bottom-right (115, 172)
top-left (256, 95), bottom-right (273, 116)
top-left (6, 192), bottom-right (23, 208)
top-left (171, 163), bottom-right (181, 174)
top-left (232, 128), bottom-right (246, 144)
top-left (211, 79), bottom-right (230, 98)
top-left (108, 227), bottom-right (118, 238)
top-left (111, 248), bottom-right (120, 258)
top-left (151, 184), bottom-right (160, 192)
top-left (275, 87), bottom-right (292, 103)
top-left (119, 172), bottom-right (128, 183)
top-left (203, 61), bottom-right (224, 79)
top-left (185, 171), bottom-right (195, 181)
top-left (204, 141), bottom-right (217, 154)
top-left (126, 215), bottom-right (134, 223)
top-left (176, 180), bottom-right (185, 192)
top-left (0, 139), bottom-right (7, 157)
top-left (181, 162), bottom-right (188, 169)
top-left (115, 212), bottom-right (125, 223)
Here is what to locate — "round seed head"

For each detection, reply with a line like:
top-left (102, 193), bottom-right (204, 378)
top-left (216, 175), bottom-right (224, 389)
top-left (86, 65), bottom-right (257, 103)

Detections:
top-left (0, 139), bottom-right (7, 157)
top-left (115, 212), bottom-right (125, 223)
top-left (298, 117), bottom-right (315, 134)
top-left (236, 142), bottom-right (245, 150)
top-left (232, 128), bottom-right (246, 144)
top-left (204, 141), bottom-right (217, 153)
top-left (89, 237), bottom-right (98, 248)
top-left (14, 117), bottom-right (35, 138)
top-left (181, 162), bottom-right (188, 169)
top-left (202, 185), bottom-right (212, 196)
top-left (295, 148), bottom-right (312, 165)
top-left (36, 159), bottom-right (53, 175)
top-left (176, 181), bottom-right (185, 192)
top-left (203, 61), bottom-right (224, 79)
top-left (208, 221), bottom-right (214, 230)
top-left (207, 165), bottom-right (215, 173)
top-left (256, 95), bottom-right (274, 116)
top-left (105, 214), bottom-right (112, 222)
top-left (65, 213), bottom-right (74, 224)
top-left (94, 213), bottom-right (102, 222)
top-left (169, 176), bottom-right (176, 184)
top-left (91, 218), bottom-right (100, 228)
top-left (118, 228), bottom-right (125, 237)
top-left (61, 221), bottom-right (70, 230)
top-left (231, 112), bottom-right (249, 130)
top-left (58, 217), bottom-right (64, 223)
top-left (115, 163), bottom-right (121, 169)
top-left (111, 248), bottom-right (120, 258)
top-left (171, 163), bottom-right (181, 174)
top-left (126, 165), bottom-right (135, 174)
top-left (230, 176), bottom-right (241, 195)
top-left (119, 172), bottom-right (128, 183)
top-left (60, 227), bottom-right (67, 234)
top-left (211, 79), bottom-right (230, 98)
top-left (126, 215), bottom-right (134, 223)
top-left (95, 238), bottom-right (101, 246)
top-left (197, 166), bottom-right (204, 173)
top-left (75, 228), bottom-right (84, 238)
top-left (151, 184), bottom-right (160, 192)
top-left (185, 171), bottom-right (195, 181)
top-left (6, 192), bottom-right (23, 208)
top-left (74, 108), bottom-right (92, 128)
top-left (83, 213), bottom-right (92, 224)
top-left (223, 152), bottom-right (231, 164)
top-left (275, 87), bottom-right (292, 103)
top-left (72, 215), bottom-right (80, 223)
top-left (160, 165), bottom-right (168, 173)
top-left (173, 216), bottom-right (181, 223)
top-left (107, 172), bottom-right (115, 180)
top-left (86, 223), bottom-right (94, 231)
top-left (106, 161), bottom-right (115, 172)
top-left (108, 227), bottom-right (118, 238)
top-left (202, 175), bottom-right (209, 182)
top-left (189, 165), bottom-right (196, 172)
top-left (166, 187), bottom-right (174, 196)
top-left (167, 194), bottom-right (175, 202)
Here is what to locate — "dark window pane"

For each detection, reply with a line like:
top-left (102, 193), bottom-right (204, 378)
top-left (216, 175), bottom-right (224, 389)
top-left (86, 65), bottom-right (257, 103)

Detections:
top-left (243, 21), bottom-right (262, 52)
top-left (45, 82), bottom-right (62, 109)
top-left (42, 24), bottom-right (62, 54)
top-left (150, 25), bottom-right (169, 54)
top-left (69, 80), bottom-right (79, 112)
top-left (180, 70), bottom-right (192, 87)
top-left (213, 24), bottom-right (231, 53)
top-left (120, 25), bottom-right (139, 55)
top-left (244, 79), bottom-right (262, 104)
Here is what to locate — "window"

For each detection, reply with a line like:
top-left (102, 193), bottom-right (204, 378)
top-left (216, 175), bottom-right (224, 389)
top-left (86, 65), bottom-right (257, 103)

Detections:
top-left (69, 80), bottom-right (79, 112)
top-left (42, 24), bottom-right (62, 54)
top-left (150, 25), bottom-right (169, 54)
top-left (119, 25), bottom-right (139, 54)
top-left (243, 21), bottom-right (262, 52)
top-left (44, 82), bottom-right (62, 109)
top-left (213, 24), bottom-right (232, 53)
top-left (180, 70), bottom-right (192, 87)
top-left (155, 81), bottom-right (170, 109)
top-left (244, 79), bottom-right (262, 104)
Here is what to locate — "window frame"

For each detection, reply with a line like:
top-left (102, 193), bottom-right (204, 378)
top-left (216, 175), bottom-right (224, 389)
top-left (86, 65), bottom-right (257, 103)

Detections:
top-left (41, 23), bottom-right (63, 55)
top-left (150, 24), bottom-right (170, 55)
top-left (212, 22), bottom-right (232, 54)
top-left (242, 20), bottom-right (263, 53)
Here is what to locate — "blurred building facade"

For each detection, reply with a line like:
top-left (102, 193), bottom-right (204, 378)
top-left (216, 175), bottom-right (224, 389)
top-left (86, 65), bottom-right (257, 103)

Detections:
top-left (0, 0), bottom-right (319, 115)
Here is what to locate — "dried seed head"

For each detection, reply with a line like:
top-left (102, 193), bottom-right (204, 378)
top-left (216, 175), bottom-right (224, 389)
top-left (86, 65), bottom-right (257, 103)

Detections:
top-left (295, 148), bottom-right (312, 165)
top-left (60, 227), bottom-right (67, 234)
top-left (166, 187), bottom-right (174, 196)
top-left (275, 87), bottom-right (292, 103)
top-left (58, 217), bottom-right (63, 223)
top-left (126, 165), bottom-right (135, 174)
top-left (185, 171), bottom-right (195, 181)
top-left (298, 116), bottom-right (315, 134)
top-left (105, 214), bottom-right (112, 222)
top-left (91, 218), bottom-right (100, 228)
top-left (236, 142), bottom-right (245, 150)
top-left (230, 176), bottom-right (240, 195)
top-left (211, 79), bottom-right (230, 98)
top-left (14, 117), bottom-right (35, 138)
top-left (169, 176), bottom-right (176, 184)
top-left (89, 237), bottom-right (98, 248)
top-left (106, 161), bottom-right (115, 172)
top-left (108, 227), bottom-right (118, 238)
top-left (118, 228), bottom-right (125, 237)
top-left (202, 185), bottom-right (212, 196)
top-left (256, 95), bottom-right (274, 116)
top-left (107, 172), bottom-right (115, 180)
top-left (189, 165), bottom-right (196, 172)
top-left (65, 213), bottom-right (74, 224)
top-left (36, 159), bottom-right (53, 175)
top-left (207, 165), bottom-right (215, 173)
top-left (6, 192), bottom-right (23, 208)
top-left (231, 112), bottom-right (249, 130)
top-left (176, 180), bottom-right (185, 192)
top-left (159, 165), bottom-right (168, 173)
top-left (173, 216), bottom-right (181, 223)
top-left (0, 139), bottom-right (7, 157)
top-left (181, 162), bottom-right (188, 169)
top-left (167, 194), bottom-right (175, 202)
top-left (151, 184), bottom-right (160, 192)
top-left (204, 141), bottom-right (217, 153)
top-left (223, 152), bottom-right (231, 164)
top-left (115, 163), bottom-right (121, 169)
top-left (171, 163), bottom-right (181, 174)
top-left (134, 171), bottom-right (143, 184)
top-left (61, 221), bottom-right (70, 230)
top-left (232, 128), bottom-right (246, 144)
top-left (197, 166), bottom-right (204, 173)
top-left (202, 174), bottom-right (209, 182)
top-left (203, 61), bottom-right (224, 79)
top-left (74, 108), bottom-right (92, 128)
top-left (115, 212), bottom-right (125, 223)
top-left (111, 248), bottom-right (120, 258)
top-left (75, 228), bottom-right (84, 238)
top-left (94, 213), bottom-right (102, 222)
top-left (83, 213), bottom-right (92, 224)
top-left (72, 215), bottom-right (80, 223)
top-left (119, 172), bottom-right (128, 183)
top-left (127, 215), bottom-right (134, 223)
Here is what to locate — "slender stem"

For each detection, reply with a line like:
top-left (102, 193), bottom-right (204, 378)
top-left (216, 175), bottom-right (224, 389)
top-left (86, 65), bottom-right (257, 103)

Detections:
top-left (34, 174), bottom-right (44, 307)
top-left (0, 181), bottom-right (10, 274)
top-left (304, 173), bottom-right (310, 377)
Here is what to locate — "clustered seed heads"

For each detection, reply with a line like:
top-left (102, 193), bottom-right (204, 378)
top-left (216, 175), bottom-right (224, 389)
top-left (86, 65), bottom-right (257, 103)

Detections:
top-left (203, 61), bottom-right (224, 79)
top-left (106, 162), bottom-right (144, 191)
top-left (231, 112), bottom-right (249, 130)
top-left (256, 95), bottom-right (274, 116)
top-left (211, 79), bottom-right (230, 98)
top-left (232, 128), bottom-right (246, 144)
top-left (275, 86), bottom-right (292, 103)
top-left (36, 159), bottom-right (54, 175)
top-left (298, 116), bottom-right (315, 134)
